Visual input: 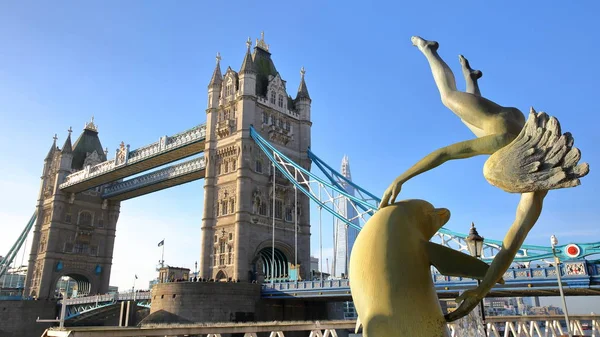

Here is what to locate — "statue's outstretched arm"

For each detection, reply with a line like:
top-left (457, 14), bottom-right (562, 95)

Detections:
top-left (445, 190), bottom-right (547, 322)
top-left (380, 133), bottom-right (514, 208)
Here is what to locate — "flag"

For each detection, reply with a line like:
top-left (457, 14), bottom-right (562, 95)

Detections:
top-left (158, 240), bottom-right (164, 247)
top-left (135, 275), bottom-right (138, 279)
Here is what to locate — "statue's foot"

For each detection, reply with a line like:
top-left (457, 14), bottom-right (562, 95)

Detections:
top-left (411, 36), bottom-right (439, 52)
top-left (459, 55), bottom-right (483, 80)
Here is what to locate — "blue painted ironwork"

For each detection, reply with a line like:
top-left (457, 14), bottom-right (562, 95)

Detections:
top-left (0, 212), bottom-right (37, 279)
top-left (59, 124), bottom-right (206, 191)
top-left (61, 292), bottom-right (152, 320)
top-left (250, 127), bottom-right (369, 232)
top-left (102, 156), bottom-right (206, 199)
top-left (262, 260), bottom-right (600, 299)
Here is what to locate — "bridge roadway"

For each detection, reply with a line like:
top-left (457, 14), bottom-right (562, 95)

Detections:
top-left (62, 260), bottom-right (600, 318)
top-left (59, 124), bottom-right (206, 194)
top-left (43, 316), bottom-right (600, 337)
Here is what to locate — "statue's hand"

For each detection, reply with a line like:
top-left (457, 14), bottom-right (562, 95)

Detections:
top-left (444, 288), bottom-right (484, 322)
top-left (380, 178), bottom-right (403, 208)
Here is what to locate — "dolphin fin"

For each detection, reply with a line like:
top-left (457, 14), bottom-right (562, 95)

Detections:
top-left (355, 315), bottom-right (362, 333)
top-left (426, 242), bottom-right (504, 284)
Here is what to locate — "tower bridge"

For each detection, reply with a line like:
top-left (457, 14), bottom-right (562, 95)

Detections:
top-left (1, 32), bottom-right (599, 334)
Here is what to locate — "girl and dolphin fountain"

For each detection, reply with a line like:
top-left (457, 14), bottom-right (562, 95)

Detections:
top-left (349, 35), bottom-right (590, 337)
top-left (380, 36), bottom-right (589, 322)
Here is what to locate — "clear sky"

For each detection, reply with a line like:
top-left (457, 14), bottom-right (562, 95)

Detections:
top-left (1, 1), bottom-right (599, 313)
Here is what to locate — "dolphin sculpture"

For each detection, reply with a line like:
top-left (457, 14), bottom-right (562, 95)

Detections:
top-left (349, 199), bottom-right (503, 337)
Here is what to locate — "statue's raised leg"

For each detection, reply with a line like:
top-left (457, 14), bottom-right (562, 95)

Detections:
top-left (411, 36), bottom-right (509, 126)
top-left (459, 55), bottom-right (482, 96)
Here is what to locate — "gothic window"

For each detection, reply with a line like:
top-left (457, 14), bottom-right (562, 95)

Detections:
top-left (218, 162), bottom-right (222, 175)
top-left (263, 113), bottom-right (269, 124)
top-left (219, 254), bottom-right (225, 266)
top-left (78, 211), bottom-right (92, 226)
top-left (90, 245), bottom-right (98, 256)
top-left (270, 199), bottom-right (283, 219)
top-left (255, 160), bottom-right (263, 173)
top-left (259, 202), bottom-right (267, 216)
top-left (278, 118), bottom-right (283, 128)
top-left (229, 199), bottom-right (235, 213)
top-left (223, 160), bottom-right (229, 173)
top-left (224, 108), bottom-right (231, 120)
top-left (228, 246), bottom-right (233, 264)
top-left (285, 207), bottom-right (293, 222)
top-left (216, 203), bottom-right (220, 217)
top-left (219, 242), bottom-right (226, 254)
top-left (73, 243), bottom-right (89, 254)
top-left (270, 91), bottom-right (276, 104)
top-left (285, 121), bottom-right (290, 131)
top-left (278, 94), bottom-right (283, 108)
top-left (270, 115), bottom-right (275, 125)
top-left (231, 159), bottom-right (236, 171)
top-left (221, 200), bottom-right (228, 215)
top-left (98, 214), bottom-right (104, 228)
top-left (228, 233), bottom-right (233, 241)
top-left (214, 255), bottom-right (218, 266)
top-left (228, 253), bottom-right (233, 265)
top-left (214, 235), bottom-right (218, 243)
top-left (226, 82), bottom-right (233, 97)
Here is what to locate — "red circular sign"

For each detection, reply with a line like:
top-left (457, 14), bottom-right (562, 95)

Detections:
top-left (565, 244), bottom-right (580, 258)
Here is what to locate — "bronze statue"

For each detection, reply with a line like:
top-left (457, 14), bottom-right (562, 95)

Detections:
top-left (380, 36), bottom-right (589, 321)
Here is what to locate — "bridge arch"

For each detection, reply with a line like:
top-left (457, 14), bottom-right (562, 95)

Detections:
top-left (253, 246), bottom-right (290, 281)
top-left (215, 270), bottom-right (228, 282)
top-left (51, 268), bottom-right (97, 298)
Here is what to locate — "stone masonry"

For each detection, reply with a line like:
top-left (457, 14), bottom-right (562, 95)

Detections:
top-left (200, 33), bottom-right (313, 282)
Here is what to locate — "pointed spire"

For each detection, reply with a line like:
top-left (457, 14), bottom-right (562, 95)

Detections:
top-left (296, 66), bottom-right (310, 100)
top-left (208, 52), bottom-right (223, 87)
top-left (240, 37), bottom-right (257, 74)
top-left (84, 116), bottom-right (98, 132)
top-left (45, 134), bottom-right (58, 161)
top-left (62, 127), bottom-right (73, 154)
top-left (341, 155), bottom-right (352, 180)
top-left (256, 31), bottom-right (270, 52)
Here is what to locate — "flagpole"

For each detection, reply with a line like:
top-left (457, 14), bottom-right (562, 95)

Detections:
top-left (133, 275), bottom-right (137, 301)
top-left (161, 239), bottom-right (165, 268)
top-left (271, 160), bottom-right (276, 285)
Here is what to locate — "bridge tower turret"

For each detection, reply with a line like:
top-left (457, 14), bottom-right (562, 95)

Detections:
top-left (24, 119), bottom-right (121, 299)
top-left (199, 33), bottom-right (312, 282)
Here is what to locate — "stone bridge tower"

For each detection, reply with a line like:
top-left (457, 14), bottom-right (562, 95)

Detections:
top-left (24, 120), bottom-right (121, 299)
top-left (200, 33), bottom-right (312, 282)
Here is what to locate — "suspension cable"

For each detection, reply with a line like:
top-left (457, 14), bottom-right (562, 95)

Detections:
top-left (319, 184), bottom-right (323, 284)
top-left (271, 160), bottom-right (275, 284)
top-left (294, 169), bottom-right (298, 282)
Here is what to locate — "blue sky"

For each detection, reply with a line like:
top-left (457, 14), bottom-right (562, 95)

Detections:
top-left (1, 1), bottom-right (599, 313)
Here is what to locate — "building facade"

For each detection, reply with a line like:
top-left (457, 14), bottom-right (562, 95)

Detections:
top-left (199, 33), bottom-right (312, 282)
top-left (24, 121), bottom-right (121, 299)
top-left (333, 156), bottom-right (359, 278)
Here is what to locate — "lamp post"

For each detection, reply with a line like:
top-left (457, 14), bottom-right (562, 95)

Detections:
top-left (466, 222), bottom-right (487, 336)
top-left (551, 235), bottom-right (572, 337)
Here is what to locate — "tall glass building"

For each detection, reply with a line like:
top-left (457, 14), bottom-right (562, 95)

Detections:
top-left (333, 155), bottom-right (360, 278)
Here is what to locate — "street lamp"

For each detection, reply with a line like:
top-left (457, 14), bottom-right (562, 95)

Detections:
top-left (551, 235), bottom-right (572, 337)
top-left (466, 222), bottom-right (487, 336)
